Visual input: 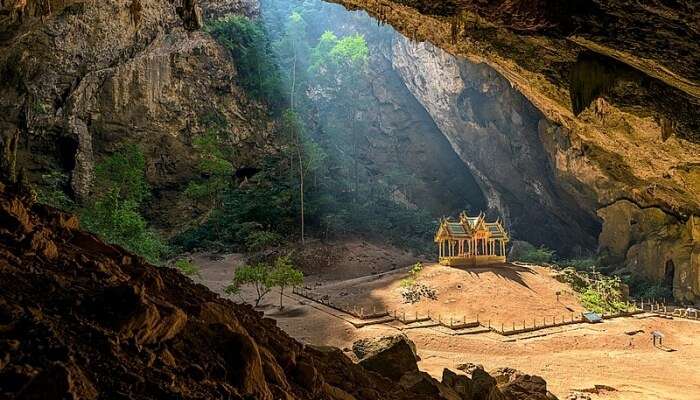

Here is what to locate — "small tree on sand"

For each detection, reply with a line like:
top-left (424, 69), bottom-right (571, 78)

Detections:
top-left (270, 256), bottom-right (304, 309)
top-left (225, 263), bottom-right (274, 306)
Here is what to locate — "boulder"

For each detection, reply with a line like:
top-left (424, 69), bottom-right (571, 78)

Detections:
top-left (471, 367), bottom-right (500, 400)
top-left (399, 370), bottom-right (461, 400)
top-left (354, 334), bottom-right (419, 380)
top-left (352, 333), bottom-right (419, 360)
top-left (442, 368), bottom-right (474, 399)
top-left (456, 362), bottom-right (485, 375)
top-left (490, 368), bottom-right (556, 400)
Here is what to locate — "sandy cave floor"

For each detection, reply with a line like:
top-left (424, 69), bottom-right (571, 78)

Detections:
top-left (188, 245), bottom-right (700, 400)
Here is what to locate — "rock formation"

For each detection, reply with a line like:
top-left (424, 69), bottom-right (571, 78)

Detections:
top-left (2, 0), bottom-right (698, 301)
top-left (327, 0), bottom-right (700, 302)
top-left (0, 0), bottom-right (271, 230)
top-left (0, 182), bottom-right (555, 399)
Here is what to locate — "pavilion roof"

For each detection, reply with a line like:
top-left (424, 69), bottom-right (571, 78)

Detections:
top-left (435, 212), bottom-right (509, 242)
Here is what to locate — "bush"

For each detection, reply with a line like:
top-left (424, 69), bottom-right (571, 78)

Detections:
top-left (174, 259), bottom-right (200, 277)
top-left (79, 145), bottom-right (168, 264)
top-left (36, 171), bottom-right (75, 211)
top-left (559, 257), bottom-right (598, 272)
top-left (625, 275), bottom-right (673, 301)
top-left (245, 230), bottom-right (282, 251)
top-left (399, 262), bottom-right (436, 303)
top-left (514, 243), bottom-right (555, 264)
top-left (559, 268), bottom-right (629, 313)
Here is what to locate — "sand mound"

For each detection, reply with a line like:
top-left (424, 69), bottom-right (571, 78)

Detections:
top-left (312, 263), bottom-right (586, 325)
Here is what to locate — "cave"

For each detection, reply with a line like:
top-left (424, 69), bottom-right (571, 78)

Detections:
top-left (2, 0), bottom-right (700, 399)
top-left (56, 136), bottom-right (79, 171)
top-left (664, 259), bottom-right (675, 290)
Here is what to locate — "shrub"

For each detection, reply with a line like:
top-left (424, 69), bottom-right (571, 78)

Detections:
top-left (625, 275), bottom-right (673, 301)
top-left (401, 283), bottom-right (437, 304)
top-left (399, 262), bottom-right (436, 303)
top-left (79, 145), bottom-right (168, 264)
top-left (36, 171), bottom-right (75, 211)
top-left (174, 259), bottom-right (200, 277)
top-left (559, 267), bottom-right (629, 313)
top-left (515, 244), bottom-right (555, 264)
top-left (245, 230), bottom-right (282, 252)
top-left (559, 257), bottom-right (598, 272)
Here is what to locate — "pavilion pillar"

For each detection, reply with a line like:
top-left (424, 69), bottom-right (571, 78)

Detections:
top-left (501, 240), bottom-right (506, 257)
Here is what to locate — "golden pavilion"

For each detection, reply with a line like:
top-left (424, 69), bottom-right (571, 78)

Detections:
top-left (434, 212), bottom-right (509, 266)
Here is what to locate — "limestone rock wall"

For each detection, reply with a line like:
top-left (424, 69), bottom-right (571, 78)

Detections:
top-left (328, 0), bottom-right (700, 302)
top-left (390, 37), bottom-right (599, 253)
top-left (0, 0), bottom-right (271, 230)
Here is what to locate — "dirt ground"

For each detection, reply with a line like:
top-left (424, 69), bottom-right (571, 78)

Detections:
top-left (308, 262), bottom-right (586, 326)
top-left (189, 248), bottom-right (700, 400)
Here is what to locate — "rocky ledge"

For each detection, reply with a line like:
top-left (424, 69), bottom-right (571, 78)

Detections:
top-left (0, 183), bottom-right (554, 399)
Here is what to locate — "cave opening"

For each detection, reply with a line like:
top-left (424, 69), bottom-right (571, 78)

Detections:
top-left (664, 259), bottom-right (675, 289)
top-left (255, 0), bottom-right (601, 256)
top-left (56, 136), bottom-right (79, 171)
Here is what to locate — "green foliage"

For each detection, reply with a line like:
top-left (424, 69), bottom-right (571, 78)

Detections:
top-left (206, 15), bottom-right (283, 105)
top-left (36, 171), bottom-right (75, 211)
top-left (559, 268), bottom-right (629, 313)
top-left (245, 230), bottom-right (282, 251)
top-left (184, 128), bottom-right (235, 207)
top-left (225, 256), bottom-right (303, 308)
top-left (80, 145), bottom-right (167, 264)
top-left (225, 263), bottom-right (275, 306)
top-left (309, 31), bottom-right (369, 93)
top-left (625, 275), bottom-right (673, 301)
top-left (400, 262), bottom-right (424, 288)
top-left (176, 9), bottom-right (440, 255)
top-left (559, 257), bottom-right (598, 272)
top-left (174, 259), bottom-right (200, 277)
top-left (515, 244), bottom-right (555, 264)
top-left (270, 255), bottom-right (304, 308)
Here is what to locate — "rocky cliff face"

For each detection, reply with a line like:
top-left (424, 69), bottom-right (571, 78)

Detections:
top-left (303, 3), bottom-right (596, 251)
top-left (0, 0), bottom-right (270, 230)
top-left (329, 0), bottom-right (700, 302)
top-left (391, 37), bottom-right (598, 253)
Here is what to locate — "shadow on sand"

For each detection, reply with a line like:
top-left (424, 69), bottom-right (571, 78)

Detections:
top-left (456, 262), bottom-right (536, 290)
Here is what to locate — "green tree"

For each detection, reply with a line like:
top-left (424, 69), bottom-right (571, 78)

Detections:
top-left (206, 15), bottom-right (282, 104)
top-left (225, 263), bottom-right (275, 306)
top-left (309, 32), bottom-right (369, 200)
top-left (80, 145), bottom-right (167, 264)
top-left (270, 255), bottom-right (304, 309)
top-left (184, 127), bottom-right (235, 209)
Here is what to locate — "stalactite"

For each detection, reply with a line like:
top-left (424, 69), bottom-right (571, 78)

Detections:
top-left (569, 54), bottom-right (620, 116)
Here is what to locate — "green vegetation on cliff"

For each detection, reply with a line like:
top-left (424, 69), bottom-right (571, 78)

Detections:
top-left (80, 145), bottom-right (167, 264)
top-left (177, 11), bottom-right (437, 254)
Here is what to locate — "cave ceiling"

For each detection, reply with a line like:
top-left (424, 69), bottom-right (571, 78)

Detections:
top-left (329, 0), bottom-right (700, 219)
